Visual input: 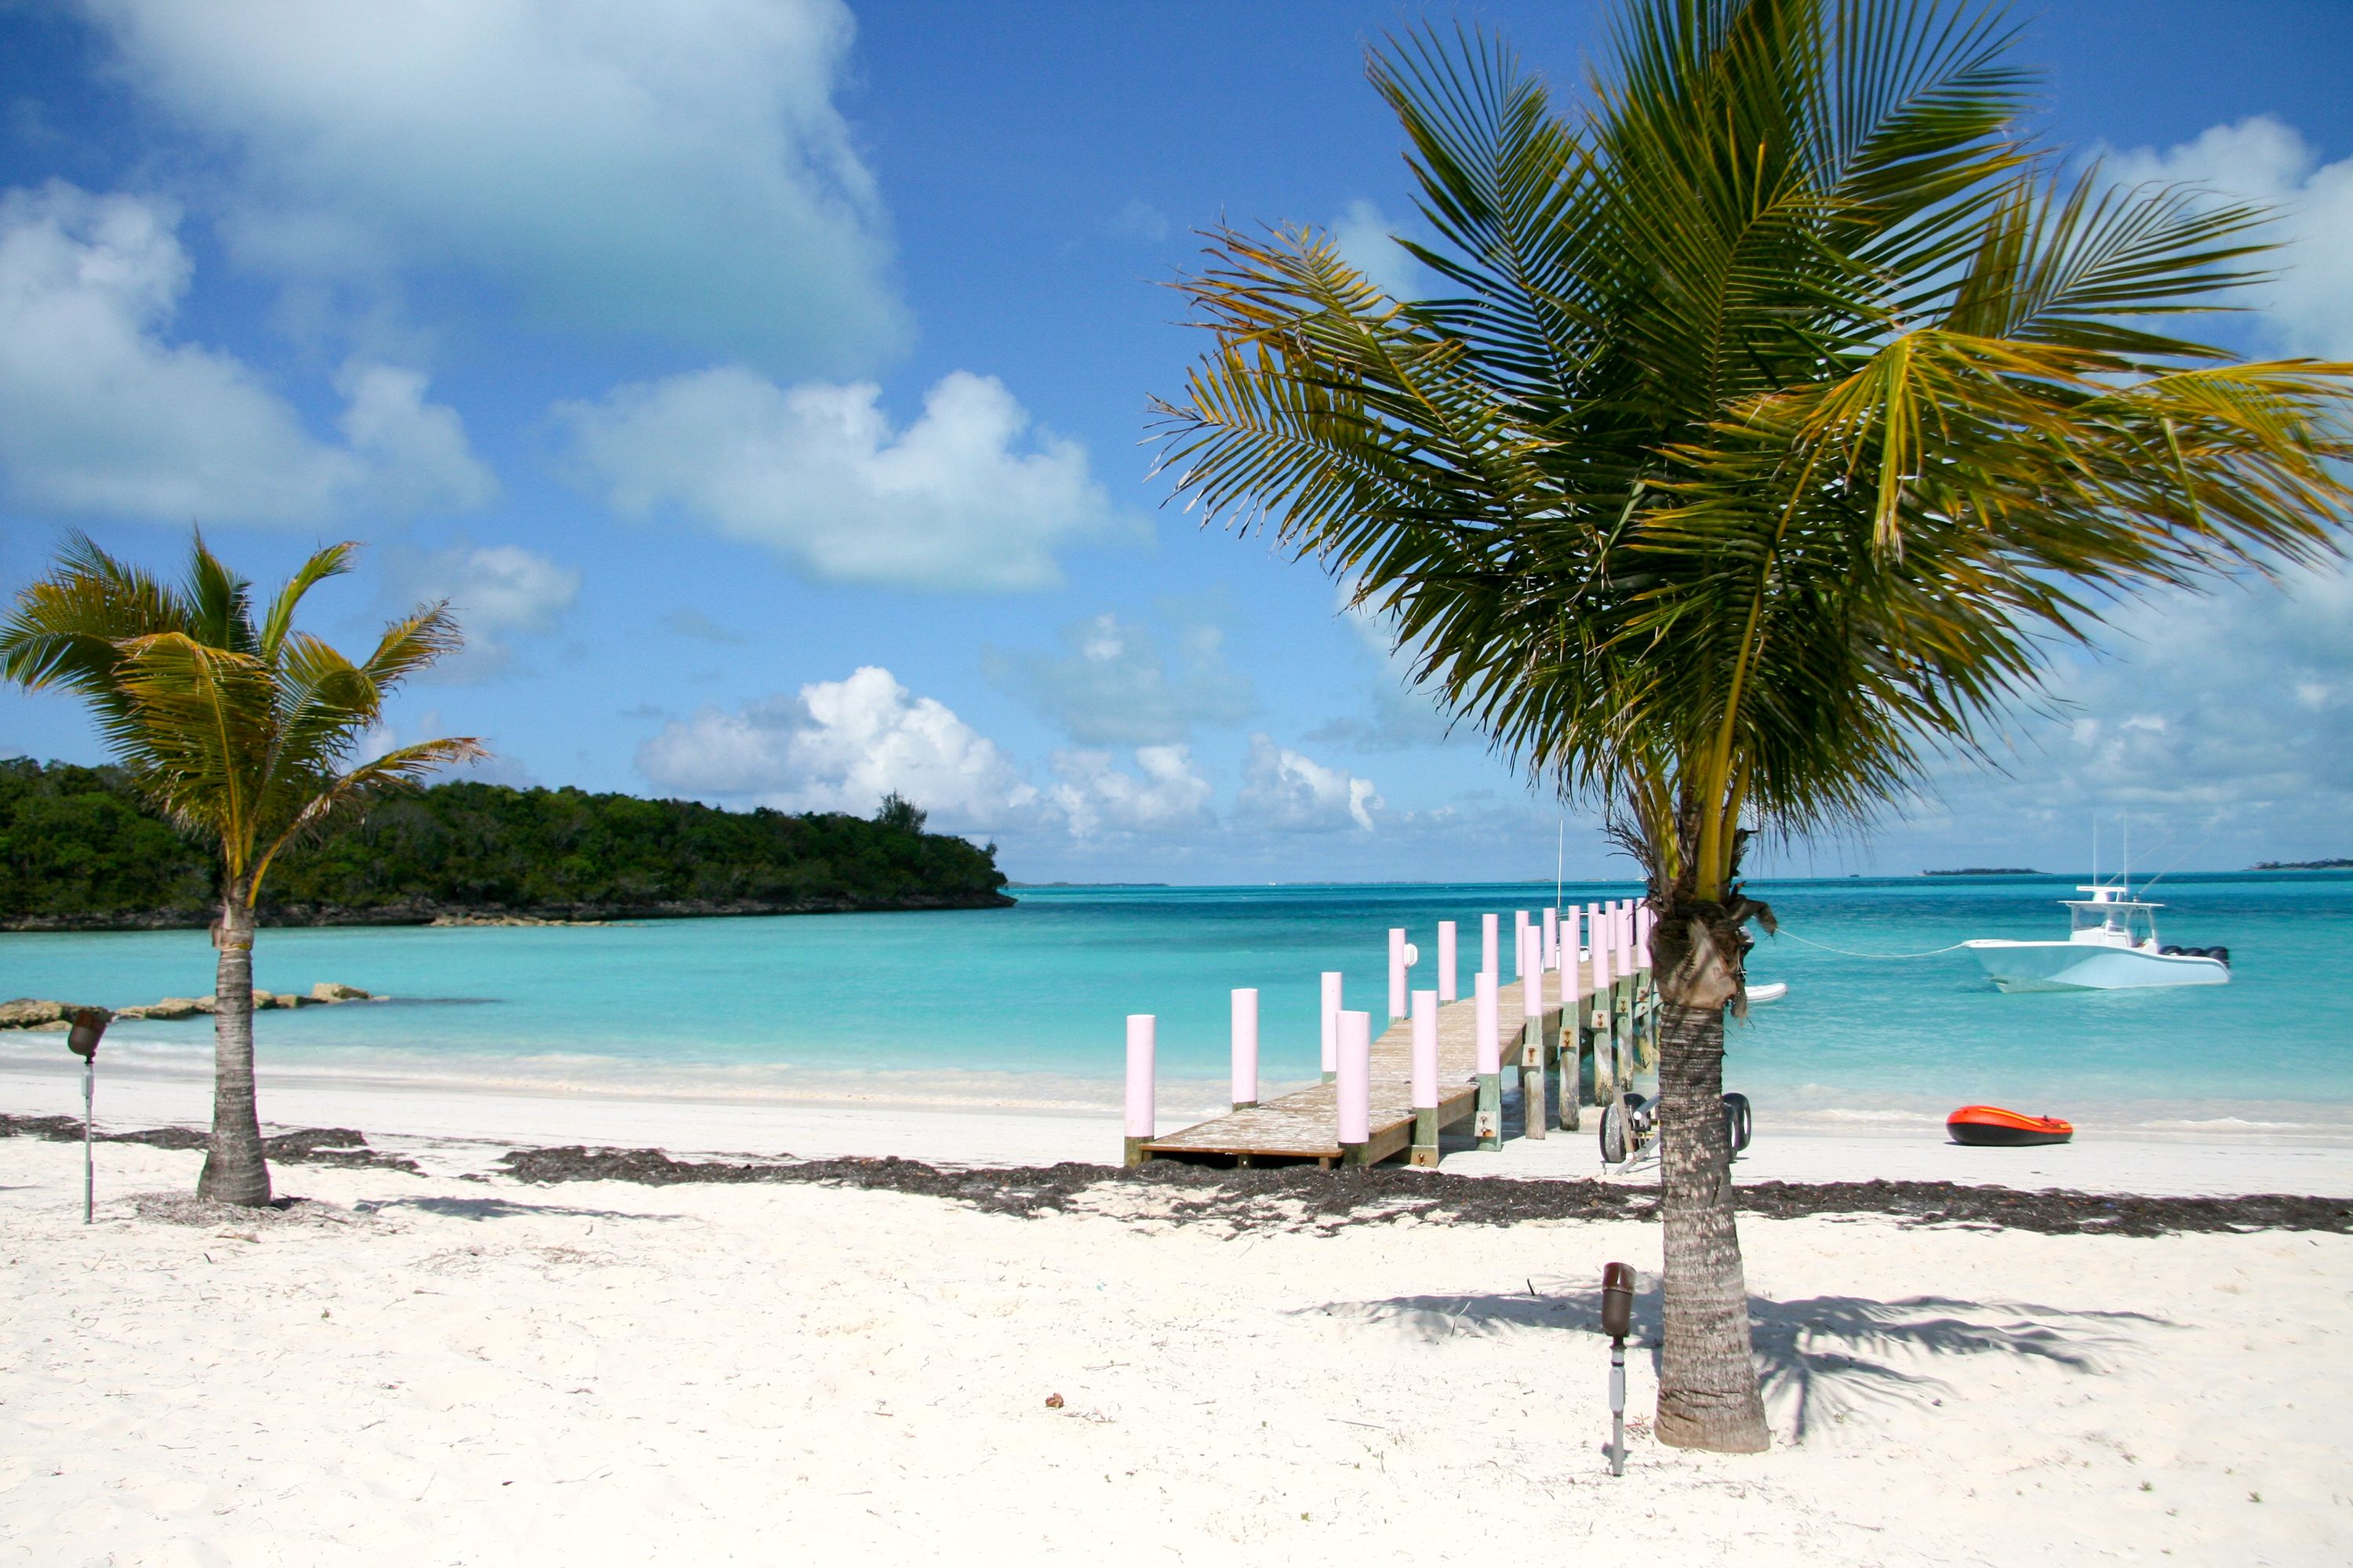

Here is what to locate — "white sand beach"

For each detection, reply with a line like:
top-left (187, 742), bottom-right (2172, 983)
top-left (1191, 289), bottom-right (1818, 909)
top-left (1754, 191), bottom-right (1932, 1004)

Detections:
top-left (4, 1130), bottom-right (2350, 1566)
top-left (5, 1046), bottom-right (2353, 1566)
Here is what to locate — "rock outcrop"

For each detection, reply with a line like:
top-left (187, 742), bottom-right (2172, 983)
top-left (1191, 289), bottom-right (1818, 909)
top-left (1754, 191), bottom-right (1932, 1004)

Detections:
top-left (3, 984), bottom-right (384, 1028)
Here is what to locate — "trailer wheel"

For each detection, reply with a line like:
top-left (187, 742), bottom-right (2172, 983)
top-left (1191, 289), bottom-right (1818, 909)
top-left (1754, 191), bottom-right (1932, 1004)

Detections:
top-left (1601, 1098), bottom-right (1629, 1164)
top-left (1722, 1091), bottom-right (1753, 1154)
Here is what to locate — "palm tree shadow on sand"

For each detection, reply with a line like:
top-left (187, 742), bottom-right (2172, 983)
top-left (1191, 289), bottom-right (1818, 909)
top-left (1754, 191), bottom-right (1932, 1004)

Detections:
top-left (1313, 1284), bottom-right (2172, 1442)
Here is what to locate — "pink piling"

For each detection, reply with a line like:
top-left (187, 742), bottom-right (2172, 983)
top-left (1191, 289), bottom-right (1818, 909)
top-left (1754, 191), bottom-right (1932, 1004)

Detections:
top-left (1230, 988), bottom-right (1259, 1110)
top-left (1411, 990), bottom-right (1439, 1109)
top-left (1482, 912), bottom-right (1500, 979)
top-left (1437, 920), bottom-right (1458, 1002)
top-left (1474, 972), bottom-right (1502, 1149)
top-left (1388, 927), bottom-right (1409, 1020)
top-left (1319, 971), bottom-right (1342, 1082)
top-left (1521, 928), bottom-right (1544, 1020)
top-left (1337, 1010), bottom-right (1373, 1153)
top-left (1513, 910), bottom-right (1529, 980)
top-left (1122, 1014), bottom-right (1155, 1166)
top-left (1543, 907), bottom-right (1560, 971)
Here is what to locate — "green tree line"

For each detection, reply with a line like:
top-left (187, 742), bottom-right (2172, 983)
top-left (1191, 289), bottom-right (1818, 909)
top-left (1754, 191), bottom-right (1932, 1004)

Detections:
top-left (1, 758), bottom-right (1010, 927)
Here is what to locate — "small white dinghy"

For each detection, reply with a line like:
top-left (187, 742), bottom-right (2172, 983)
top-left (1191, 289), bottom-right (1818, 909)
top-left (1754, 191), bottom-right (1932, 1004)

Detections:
top-left (1965, 883), bottom-right (2228, 993)
top-left (1745, 980), bottom-right (1788, 1004)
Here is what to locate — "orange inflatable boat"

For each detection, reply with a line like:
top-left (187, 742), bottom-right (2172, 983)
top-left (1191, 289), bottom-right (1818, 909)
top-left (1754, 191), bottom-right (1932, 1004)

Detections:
top-left (1947, 1105), bottom-right (2073, 1147)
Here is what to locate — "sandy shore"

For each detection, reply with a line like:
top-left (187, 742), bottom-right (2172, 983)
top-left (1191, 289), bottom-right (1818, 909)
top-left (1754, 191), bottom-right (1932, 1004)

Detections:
top-left (5, 1047), bottom-right (2352, 1197)
top-left (3, 1133), bottom-right (2348, 1566)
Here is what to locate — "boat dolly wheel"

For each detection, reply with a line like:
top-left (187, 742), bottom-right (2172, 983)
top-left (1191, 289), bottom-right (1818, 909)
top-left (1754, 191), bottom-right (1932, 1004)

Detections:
top-left (1602, 1091), bottom-right (1754, 1166)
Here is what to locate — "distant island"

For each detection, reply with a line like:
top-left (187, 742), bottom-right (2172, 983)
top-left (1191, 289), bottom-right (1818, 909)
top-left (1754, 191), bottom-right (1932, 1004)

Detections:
top-left (2251, 857), bottom-right (2353, 871)
top-left (1922, 867), bottom-right (2041, 876)
top-left (1, 758), bottom-right (1011, 930)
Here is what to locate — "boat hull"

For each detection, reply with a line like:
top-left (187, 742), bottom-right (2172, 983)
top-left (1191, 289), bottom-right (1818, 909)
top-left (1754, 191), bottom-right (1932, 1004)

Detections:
top-left (1947, 1105), bottom-right (2074, 1146)
top-left (1963, 940), bottom-right (2228, 993)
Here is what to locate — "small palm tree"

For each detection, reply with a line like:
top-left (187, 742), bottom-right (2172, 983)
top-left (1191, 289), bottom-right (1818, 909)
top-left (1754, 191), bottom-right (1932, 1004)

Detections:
top-left (1155, 0), bottom-right (2351, 1450)
top-left (1, 533), bottom-right (482, 1206)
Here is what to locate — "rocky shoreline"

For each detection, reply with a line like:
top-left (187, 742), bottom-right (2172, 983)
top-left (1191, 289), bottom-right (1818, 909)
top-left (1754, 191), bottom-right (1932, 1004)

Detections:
top-left (1, 984), bottom-right (381, 1029)
top-left (0, 890), bottom-right (1016, 933)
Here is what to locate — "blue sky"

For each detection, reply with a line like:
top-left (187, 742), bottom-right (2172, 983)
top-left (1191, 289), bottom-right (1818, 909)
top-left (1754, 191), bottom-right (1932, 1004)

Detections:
top-left (2, 0), bottom-right (2349, 882)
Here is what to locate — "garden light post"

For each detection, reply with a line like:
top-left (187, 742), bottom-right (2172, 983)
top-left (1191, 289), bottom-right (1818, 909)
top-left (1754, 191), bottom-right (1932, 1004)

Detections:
top-left (1602, 1261), bottom-right (1635, 1475)
top-left (66, 1008), bottom-right (109, 1224)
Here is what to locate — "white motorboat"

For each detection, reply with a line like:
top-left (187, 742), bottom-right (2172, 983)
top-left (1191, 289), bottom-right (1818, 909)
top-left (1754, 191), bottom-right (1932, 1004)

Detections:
top-left (1964, 884), bottom-right (2229, 993)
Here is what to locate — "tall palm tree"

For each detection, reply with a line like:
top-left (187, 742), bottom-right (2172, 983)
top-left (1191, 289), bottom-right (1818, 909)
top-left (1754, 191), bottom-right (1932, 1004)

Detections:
top-left (2, 533), bottom-right (482, 1206)
top-left (1155, 0), bottom-right (2351, 1451)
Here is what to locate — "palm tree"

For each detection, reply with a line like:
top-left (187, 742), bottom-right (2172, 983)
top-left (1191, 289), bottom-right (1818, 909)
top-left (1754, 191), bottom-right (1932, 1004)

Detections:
top-left (1154, 0), bottom-right (2351, 1451)
top-left (2, 533), bottom-right (482, 1206)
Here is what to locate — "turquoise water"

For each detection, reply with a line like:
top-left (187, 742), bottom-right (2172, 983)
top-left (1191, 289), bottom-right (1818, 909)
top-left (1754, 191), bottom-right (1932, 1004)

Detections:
top-left (3, 874), bottom-right (2348, 1130)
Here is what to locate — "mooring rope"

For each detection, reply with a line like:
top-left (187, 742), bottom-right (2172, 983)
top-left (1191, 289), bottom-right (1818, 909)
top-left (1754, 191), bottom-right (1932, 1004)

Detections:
top-left (1768, 928), bottom-right (1973, 960)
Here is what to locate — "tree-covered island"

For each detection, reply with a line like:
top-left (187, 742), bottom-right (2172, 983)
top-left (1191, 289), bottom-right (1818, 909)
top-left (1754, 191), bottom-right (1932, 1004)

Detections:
top-left (2, 759), bottom-right (1012, 930)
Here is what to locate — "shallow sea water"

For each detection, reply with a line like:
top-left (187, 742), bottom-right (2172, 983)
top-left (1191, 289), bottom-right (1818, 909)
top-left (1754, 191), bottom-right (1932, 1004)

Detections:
top-left (3, 873), bottom-right (2348, 1137)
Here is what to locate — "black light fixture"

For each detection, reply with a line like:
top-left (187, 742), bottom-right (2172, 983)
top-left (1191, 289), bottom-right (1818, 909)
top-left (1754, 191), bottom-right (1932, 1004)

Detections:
top-left (1601, 1261), bottom-right (1635, 1475)
top-left (65, 1008), bottom-right (109, 1224)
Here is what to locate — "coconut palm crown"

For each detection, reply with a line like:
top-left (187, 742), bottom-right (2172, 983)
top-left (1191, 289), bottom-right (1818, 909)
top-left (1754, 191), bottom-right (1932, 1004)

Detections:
top-left (1, 533), bottom-right (482, 1206)
top-left (1153, 0), bottom-right (2352, 1451)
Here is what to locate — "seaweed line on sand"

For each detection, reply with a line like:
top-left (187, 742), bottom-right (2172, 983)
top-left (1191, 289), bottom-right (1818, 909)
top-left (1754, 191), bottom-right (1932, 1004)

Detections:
top-left (492, 1144), bottom-right (2353, 1239)
top-left (6, 1115), bottom-right (2347, 1238)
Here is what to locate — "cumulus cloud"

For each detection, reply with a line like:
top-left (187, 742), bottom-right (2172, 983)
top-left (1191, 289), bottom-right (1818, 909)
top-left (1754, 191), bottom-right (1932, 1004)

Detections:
top-left (637, 666), bottom-right (1040, 828)
top-left (1237, 733), bottom-right (1380, 832)
top-left (385, 543), bottom-right (580, 680)
top-left (82, 0), bottom-right (904, 368)
top-left (2107, 117), bottom-right (2353, 356)
top-left (1330, 199), bottom-right (1427, 302)
top-left (0, 181), bottom-right (492, 523)
top-left (563, 368), bottom-right (1125, 591)
top-left (1048, 745), bottom-right (1213, 839)
top-left (986, 609), bottom-right (1253, 744)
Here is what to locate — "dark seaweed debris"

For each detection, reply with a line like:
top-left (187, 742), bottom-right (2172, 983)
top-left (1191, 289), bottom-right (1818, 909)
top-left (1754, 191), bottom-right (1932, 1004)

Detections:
top-left (494, 1144), bottom-right (2353, 1239)
top-left (0, 1113), bottom-right (422, 1173)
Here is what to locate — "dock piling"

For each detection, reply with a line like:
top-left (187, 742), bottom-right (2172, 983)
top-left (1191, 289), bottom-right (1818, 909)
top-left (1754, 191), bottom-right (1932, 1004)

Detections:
top-left (1123, 1014), bottom-right (1155, 1167)
top-left (1519, 928), bottom-right (1547, 1140)
top-left (1230, 988), bottom-right (1259, 1110)
top-left (1437, 920), bottom-right (1458, 1002)
top-left (1337, 1010), bottom-right (1373, 1163)
top-left (1410, 989), bottom-right (1440, 1166)
top-left (1544, 906), bottom-right (1559, 971)
top-left (1387, 928), bottom-right (1409, 1020)
top-left (1474, 971), bottom-right (1502, 1149)
top-left (1482, 912), bottom-right (1499, 980)
top-left (1319, 971), bottom-right (1341, 1084)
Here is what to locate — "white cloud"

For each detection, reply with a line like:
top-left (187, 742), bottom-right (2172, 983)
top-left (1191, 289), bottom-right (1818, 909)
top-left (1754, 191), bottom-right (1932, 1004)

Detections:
top-left (564, 367), bottom-right (1125, 591)
top-left (2107, 116), bottom-right (2353, 356)
top-left (1108, 199), bottom-right (1171, 243)
top-left (1331, 199), bottom-right (1427, 301)
top-left (1049, 745), bottom-right (1213, 839)
top-left (637, 666), bottom-right (1039, 828)
top-left (0, 182), bottom-right (491, 523)
top-left (1237, 733), bottom-right (1380, 832)
top-left (82, 0), bottom-right (904, 369)
top-left (986, 609), bottom-right (1253, 744)
top-left (386, 543), bottom-right (580, 679)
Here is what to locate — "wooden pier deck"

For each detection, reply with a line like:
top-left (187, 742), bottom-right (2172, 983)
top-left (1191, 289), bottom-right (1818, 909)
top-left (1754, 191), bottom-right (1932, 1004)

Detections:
top-left (1140, 977), bottom-right (1571, 1168)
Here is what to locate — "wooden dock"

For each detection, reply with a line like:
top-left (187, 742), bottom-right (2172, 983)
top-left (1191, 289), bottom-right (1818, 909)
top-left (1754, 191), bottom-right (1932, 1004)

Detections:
top-left (1140, 973), bottom-right (1586, 1169)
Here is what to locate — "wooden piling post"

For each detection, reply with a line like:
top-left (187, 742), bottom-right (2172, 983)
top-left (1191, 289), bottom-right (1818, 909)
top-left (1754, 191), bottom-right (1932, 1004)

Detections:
top-left (1591, 933), bottom-right (1616, 1105)
top-left (1518, 928), bottom-right (1546, 1140)
top-left (1337, 1010), bottom-right (1372, 1164)
top-left (1558, 907), bottom-right (1583, 1133)
top-left (1474, 971), bottom-right (1502, 1150)
top-left (1409, 989), bottom-right (1440, 1166)
top-left (1230, 988), bottom-right (1259, 1111)
top-left (1123, 1014), bottom-right (1155, 1166)
top-left (1319, 970), bottom-right (1341, 1085)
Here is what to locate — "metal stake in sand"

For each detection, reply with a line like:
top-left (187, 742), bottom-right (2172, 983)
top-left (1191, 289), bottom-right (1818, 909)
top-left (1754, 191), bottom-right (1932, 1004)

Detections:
top-left (1473, 972), bottom-right (1502, 1150)
top-left (1230, 988), bottom-right (1260, 1111)
top-left (65, 1008), bottom-right (108, 1224)
top-left (1319, 971), bottom-right (1342, 1084)
top-left (1123, 1014), bottom-right (1156, 1168)
top-left (1481, 912), bottom-right (1499, 980)
top-left (1337, 1010), bottom-right (1373, 1164)
top-left (1519, 929), bottom-right (1546, 1141)
top-left (1409, 989), bottom-right (1440, 1167)
top-left (1601, 1261), bottom-right (1635, 1475)
top-left (1436, 920), bottom-right (1458, 1002)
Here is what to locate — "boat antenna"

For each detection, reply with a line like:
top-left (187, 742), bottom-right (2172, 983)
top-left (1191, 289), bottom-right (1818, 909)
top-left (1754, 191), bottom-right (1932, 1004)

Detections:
top-left (1555, 811), bottom-right (1566, 917)
top-left (2091, 813), bottom-right (2098, 888)
top-left (2122, 811), bottom-right (2129, 893)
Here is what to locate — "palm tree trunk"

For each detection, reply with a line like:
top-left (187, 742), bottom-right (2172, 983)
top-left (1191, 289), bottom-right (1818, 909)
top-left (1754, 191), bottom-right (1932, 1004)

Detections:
top-left (1653, 993), bottom-right (1769, 1451)
top-left (196, 897), bottom-right (271, 1206)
